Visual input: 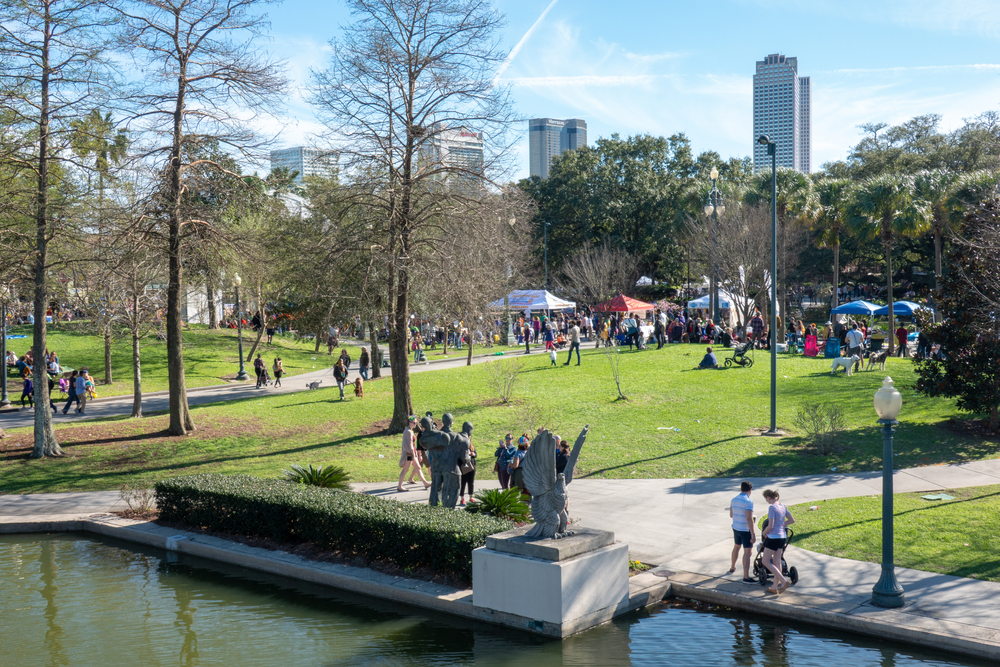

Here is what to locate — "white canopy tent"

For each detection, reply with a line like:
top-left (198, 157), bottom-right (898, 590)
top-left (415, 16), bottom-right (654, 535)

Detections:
top-left (489, 290), bottom-right (576, 313)
top-left (687, 291), bottom-right (778, 327)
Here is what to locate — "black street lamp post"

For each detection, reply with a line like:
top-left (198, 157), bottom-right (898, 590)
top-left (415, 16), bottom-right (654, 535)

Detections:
top-left (872, 377), bottom-right (905, 608)
top-left (543, 222), bottom-right (551, 291)
top-left (703, 168), bottom-right (725, 326)
top-left (758, 135), bottom-right (779, 435)
top-left (233, 273), bottom-right (250, 382)
top-left (0, 286), bottom-right (10, 409)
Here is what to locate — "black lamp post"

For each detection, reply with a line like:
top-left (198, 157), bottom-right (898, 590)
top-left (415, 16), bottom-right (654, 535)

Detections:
top-left (233, 273), bottom-right (250, 381)
top-left (543, 222), bottom-right (551, 291)
top-left (703, 168), bottom-right (725, 326)
top-left (872, 376), bottom-right (905, 608)
top-left (758, 135), bottom-right (779, 435)
top-left (0, 284), bottom-right (10, 408)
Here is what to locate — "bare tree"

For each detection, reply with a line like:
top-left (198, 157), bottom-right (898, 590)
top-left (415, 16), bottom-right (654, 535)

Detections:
top-left (116, 0), bottom-right (287, 435)
top-left (559, 240), bottom-right (641, 305)
top-left (0, 0), bottom-right (116, 457)
top-left (312, 0), bottom-right (519, 432)
top-left (601, 339), bottom-right (627, 401)
top-left (484, 357), bottom-right (521, 404)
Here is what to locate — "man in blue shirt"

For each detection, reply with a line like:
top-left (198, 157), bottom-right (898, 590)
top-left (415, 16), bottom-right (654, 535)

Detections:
top-left (698, 346), bottom-right (718, 369)
top-left (729, 481), bottom-right (757, 582)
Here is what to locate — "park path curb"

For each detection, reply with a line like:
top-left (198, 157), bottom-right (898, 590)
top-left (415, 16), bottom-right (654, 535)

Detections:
top-left (662, 570), bottom-right (1000, 662)
top-left (0, 513), bottom-right (669, 638)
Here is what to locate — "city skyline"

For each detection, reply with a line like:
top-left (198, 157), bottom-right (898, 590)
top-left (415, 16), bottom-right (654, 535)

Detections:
top-left (752, 54), bottom-right (811, 173)
top-left (528, 118), bottom-right (587, 179)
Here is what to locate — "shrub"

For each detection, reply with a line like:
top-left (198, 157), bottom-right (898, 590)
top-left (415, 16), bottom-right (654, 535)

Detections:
top-left (119, 478), bottom-right (155, 513)
top-left (154, 474), bottom-right (512, 579)
top-left (465, 488), bottom-right (531, 523)
top-left (793, 403), bottom-right (846, 455)
top-left (282, 464), bottom-right (351, 490)
top-left (484, 358), bottom-right (523, 404)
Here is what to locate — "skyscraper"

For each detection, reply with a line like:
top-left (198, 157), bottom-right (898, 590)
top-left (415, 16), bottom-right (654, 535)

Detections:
top-left (752, 54), bottom-right (811, 173)
top-left (269, 146), bottom-right (337, 183)
top-left (528, 118), bottom-right (587, 179)
top-left (419, 125), bottom-right (485, 193)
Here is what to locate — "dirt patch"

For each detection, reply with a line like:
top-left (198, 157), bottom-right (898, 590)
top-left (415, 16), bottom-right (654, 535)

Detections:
top-left (114, 509), bottom-right (159, 521)
top-left (359, 417), bottom-right (393, 437)
top-left (942, 417), bottom-right (1000, 439)
top-left (155, 518), bottom-right (470, 589)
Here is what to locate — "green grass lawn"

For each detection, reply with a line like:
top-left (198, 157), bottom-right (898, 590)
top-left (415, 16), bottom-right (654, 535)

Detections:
top-left (1, 342), bottom-right (994, 494)
top-left (4, 323), bottom-right (365, 397)
top-left (788, 485), bottom-right (1000, 583)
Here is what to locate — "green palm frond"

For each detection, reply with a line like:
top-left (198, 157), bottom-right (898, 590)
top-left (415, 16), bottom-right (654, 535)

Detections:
top-left (282, 464), bottom-right (352, 490)
top-left (946, 170), bottom-right (1000, 226)
top-left (464, 488), bottom-right (531, 522)
top-left (846, 173), bottom-right (929, 245)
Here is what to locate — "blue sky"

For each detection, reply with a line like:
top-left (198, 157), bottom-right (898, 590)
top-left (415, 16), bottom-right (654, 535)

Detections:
top-left (264, 0), bottom-right (1000, 178)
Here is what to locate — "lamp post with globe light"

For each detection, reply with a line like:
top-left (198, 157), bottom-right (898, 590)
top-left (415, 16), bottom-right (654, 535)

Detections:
top-left (703, 168), bottom-right (725, 326)
top-left (872, 376), bottom-right (905, 608)
top-left (758, 135), bottom-right (779, 435)
top-left (0, 283), bottom-right (11, 408)
top-left (233, 273), bottom-right (250, 381)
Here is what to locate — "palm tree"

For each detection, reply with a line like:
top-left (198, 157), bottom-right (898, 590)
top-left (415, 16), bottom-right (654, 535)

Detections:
top-left (744, 168), bottom-right (816, 326)
top-left (847, 174), bottom-right (930, 353)
top-left (69, 108), bottom-right (128, 206)
top-left (913, 170), bottom-right (959, 294)
top-left (813, 179), bottom-right (853, 310)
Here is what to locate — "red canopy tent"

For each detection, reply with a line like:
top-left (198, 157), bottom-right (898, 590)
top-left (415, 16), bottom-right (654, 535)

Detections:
top-left (593, 295), bottom-right (655, 312)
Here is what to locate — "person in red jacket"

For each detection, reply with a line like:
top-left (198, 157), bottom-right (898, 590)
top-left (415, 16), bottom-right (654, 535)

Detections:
top-left (895, 324), bottom-right (909, 357)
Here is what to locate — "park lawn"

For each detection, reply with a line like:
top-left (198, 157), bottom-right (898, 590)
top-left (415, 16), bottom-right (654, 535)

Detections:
top-left (1, 342), bottom-right (995, 494)
top-left (788, 485), bottom-right (1000, 583)
top-left (4, 324), bottom-right (364, 398)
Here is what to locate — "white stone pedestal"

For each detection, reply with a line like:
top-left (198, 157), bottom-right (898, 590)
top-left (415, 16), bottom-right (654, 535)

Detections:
top-left (472, 526), bottom-right (629, 637)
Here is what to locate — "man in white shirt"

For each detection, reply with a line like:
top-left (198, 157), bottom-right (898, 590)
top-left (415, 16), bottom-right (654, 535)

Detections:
top-left (563, 320), bottom-right (581, 366)
top-left (729, 481), bottom-right (757, 582)
top-left (845, 323), bottom-right (865, 373)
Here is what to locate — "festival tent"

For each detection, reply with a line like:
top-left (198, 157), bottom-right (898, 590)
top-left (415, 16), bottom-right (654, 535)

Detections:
top-left (488, 290), bottom-right (576, 312)
top-left (830, 300), bottom-right (882, 316)
top-left (872, 301), bottom-right (932, 316)
top-left (687, 294), bottom-right (731, 309)
top-left (594, 294), bottom-right (655, 312)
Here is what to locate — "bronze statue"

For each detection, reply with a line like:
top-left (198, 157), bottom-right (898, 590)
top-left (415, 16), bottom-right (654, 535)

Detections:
top-left (420, 413), bottom-right (471, 508)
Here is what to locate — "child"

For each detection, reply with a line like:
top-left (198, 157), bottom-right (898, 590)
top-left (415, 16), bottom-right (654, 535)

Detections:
top-left (549, 349), bottom-right (557, 366)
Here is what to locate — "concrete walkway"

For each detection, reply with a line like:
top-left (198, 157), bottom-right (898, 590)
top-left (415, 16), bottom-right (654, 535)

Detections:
top-left (0, 345), bottom-right (507, 431)
top-left (3, 459), bottom-right (1000, 656)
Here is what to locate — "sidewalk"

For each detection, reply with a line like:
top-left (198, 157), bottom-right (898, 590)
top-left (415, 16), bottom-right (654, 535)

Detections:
top-left (0, 347), bottom-right (505, 431)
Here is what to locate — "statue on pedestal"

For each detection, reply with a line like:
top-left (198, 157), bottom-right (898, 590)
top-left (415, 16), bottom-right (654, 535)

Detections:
top-left (522, 426), bottom-right (589, 539)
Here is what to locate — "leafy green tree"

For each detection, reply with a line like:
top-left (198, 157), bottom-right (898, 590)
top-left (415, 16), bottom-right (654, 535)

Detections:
top-left (913, 170), bottom-right (960, 293)
top-left (813, 179), bottom-right (853, 309)
top-left (915, 199), bottom-right (1000, 431)
top-left (846, 174), bottom-right (929, 353)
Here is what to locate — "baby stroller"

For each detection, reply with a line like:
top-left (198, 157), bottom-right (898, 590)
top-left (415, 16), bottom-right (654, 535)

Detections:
top-left (725, 340), bottom-right (754, 368)
top-left (257, 366), bottom-right (271, 388)
top-left (752, 518), bottom-right (798, 588)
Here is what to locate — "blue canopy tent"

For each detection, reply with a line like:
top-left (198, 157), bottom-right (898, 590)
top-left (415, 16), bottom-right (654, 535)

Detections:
top-left (872, 301), bottom-right (931, 317)
top-left (830, 300), bottom-right (881, 316)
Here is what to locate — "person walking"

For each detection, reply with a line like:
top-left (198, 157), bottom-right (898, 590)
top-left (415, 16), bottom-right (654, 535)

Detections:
top-left (459, 440), bottom-right (477, 506)
top-left (333, 359), bottom-right (348, 400)
top-left (254, 353), bottom-right (265, 388)
top-left (761, 489), bottom-right (795, 594)
top-left (75, 369), bottom-right (90, 415)
top-left (523, 323), bottom-right (532, 354)
top-left (272, 357), bottom-right (283, 387)
top-left (398, 417), bottom-right (431, 491)
top-left (845, 323), bottom-right (864, 373)
top-left (494, 434), bottom-right (516, 489)
top-left (895, 324), bottom-right (909, 357)
top-left (339, 348), bottom-right (352, 372)
top-left (359, 347), bottom-right (370, 380)
top-left (563, 319), bottom-right (581, 366)
top-left (62, 370), bottom-right (80, 414)
top-left (729, 481), bottom-right (757, 583)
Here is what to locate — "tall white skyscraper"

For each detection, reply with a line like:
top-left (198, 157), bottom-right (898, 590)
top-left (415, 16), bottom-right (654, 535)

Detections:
top-left (752, 54), bottom-right (811, 173)
top-left (269, 147), bottom-right (337, 183)
top-left (419, 125), bottom-right (485, 193)
top-left (529, 118), bottom-right (587, 179)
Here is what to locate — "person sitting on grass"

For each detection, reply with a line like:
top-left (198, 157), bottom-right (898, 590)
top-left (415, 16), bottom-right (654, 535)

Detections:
top-left (698, 346), bottom-right (718, 369)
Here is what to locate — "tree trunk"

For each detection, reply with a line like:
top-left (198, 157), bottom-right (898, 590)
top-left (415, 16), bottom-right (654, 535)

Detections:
top-left (388, 265), bottom-right (413, 434)
top-left (832, 240), bottom-right (840, 310)
top-left (368, 322), bottom-right (381, 380)
top-left (131, 331), bottom-right (142, 418)
top-left (245, 284), bottom-right (267, 362)
top-left (103, 330), bottom-right (113, 384)
top-left (933, 228), bottom-right (943, 324)
top-left (30, 14), bottom-right (62, 459)
top-left (990, 406), bottom-right (998, 433)
top-left (166, 75), bottom-right (194, 436)
top-left (314, 331), bottom-right (322, 354)
top-left (885, 242), bottom-right (895, 355)
top-left (207, 277), bottom-right (218, 329)
top-left (466, 333), bottom-right (474, 366)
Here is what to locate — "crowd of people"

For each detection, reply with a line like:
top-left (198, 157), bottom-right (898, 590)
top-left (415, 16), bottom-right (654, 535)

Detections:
top-left (4, 345), bottom-right (97, 414)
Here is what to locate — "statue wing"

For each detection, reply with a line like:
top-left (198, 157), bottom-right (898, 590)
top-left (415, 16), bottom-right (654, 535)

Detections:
top-left (563, 425), bottom-right (589, 486)
top-left (522, 431), bottom-right (556, 497)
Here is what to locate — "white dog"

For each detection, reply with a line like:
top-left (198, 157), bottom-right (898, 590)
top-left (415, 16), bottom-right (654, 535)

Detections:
top-left (831, 355), bottom-right (861, 376)
top-left (306, 380), bottom-right (323, 390)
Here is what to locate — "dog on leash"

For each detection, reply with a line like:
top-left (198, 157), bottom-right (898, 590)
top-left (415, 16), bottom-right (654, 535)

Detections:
top-left (865, 349), bottom-right (889, 371)
top-left (831, 355), bottom-right (861, 376)
top-left (306, 380), bottom-right (323, 390)
top-left (353, 377), bottom-right (364, 398)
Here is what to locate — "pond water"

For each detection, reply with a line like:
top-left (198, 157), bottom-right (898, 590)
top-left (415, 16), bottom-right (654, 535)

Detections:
top-left (0, 533), bottom-right (989, 667)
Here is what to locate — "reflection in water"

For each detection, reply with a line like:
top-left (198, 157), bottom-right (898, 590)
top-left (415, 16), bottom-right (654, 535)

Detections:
top-left (0, 534), bottom-right (993, 667)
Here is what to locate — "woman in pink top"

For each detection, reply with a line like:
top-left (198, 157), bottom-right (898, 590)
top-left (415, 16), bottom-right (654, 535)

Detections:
top-left (398, 416), bottom-right (430, 491)
top-left (762, 489), bottom-right (795, 594)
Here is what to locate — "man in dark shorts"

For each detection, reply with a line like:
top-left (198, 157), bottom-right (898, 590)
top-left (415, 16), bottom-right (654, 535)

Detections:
top-left (729, 481), bottom-right (757, 582)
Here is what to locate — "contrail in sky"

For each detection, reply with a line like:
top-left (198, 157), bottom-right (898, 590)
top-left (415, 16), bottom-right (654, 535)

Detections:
top-left (493, 0), bottom-right (560, 84)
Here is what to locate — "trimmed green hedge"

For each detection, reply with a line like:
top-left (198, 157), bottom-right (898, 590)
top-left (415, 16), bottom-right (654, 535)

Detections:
top-left (154, 474), bottom-right (513, 579)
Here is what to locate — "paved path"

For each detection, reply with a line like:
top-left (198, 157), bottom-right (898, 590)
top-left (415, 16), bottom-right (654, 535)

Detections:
top-left (0, 346), bottom-right (508, 431)
top-left (4, 459), bottom-right (1000, 653)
